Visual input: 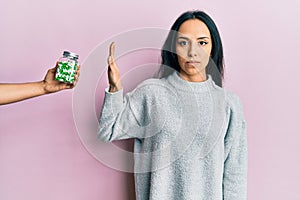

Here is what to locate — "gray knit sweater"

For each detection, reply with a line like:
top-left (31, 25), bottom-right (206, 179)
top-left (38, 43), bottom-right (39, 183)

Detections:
top-left (98, 71), bottom-right (247, 200)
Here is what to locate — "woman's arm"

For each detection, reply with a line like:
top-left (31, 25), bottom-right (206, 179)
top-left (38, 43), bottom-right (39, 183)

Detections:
top-left (223, 94), bottom-right (248, 200)
top-left (0, 64), bottom-right (80, 105)
top-left (98, 42), bottom-right (145, 142)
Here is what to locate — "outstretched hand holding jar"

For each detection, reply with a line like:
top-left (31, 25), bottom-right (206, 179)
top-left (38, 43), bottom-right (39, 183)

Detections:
top-left (0, 61), bottom-right (80, 105)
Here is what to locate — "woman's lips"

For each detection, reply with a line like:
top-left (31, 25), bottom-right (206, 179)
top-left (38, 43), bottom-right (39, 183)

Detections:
top-left (186, 61), bottom-right (200, 66)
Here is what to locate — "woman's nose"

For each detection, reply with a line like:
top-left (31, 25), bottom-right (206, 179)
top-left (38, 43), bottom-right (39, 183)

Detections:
top-left (188, 42), bottom-right (198, 58)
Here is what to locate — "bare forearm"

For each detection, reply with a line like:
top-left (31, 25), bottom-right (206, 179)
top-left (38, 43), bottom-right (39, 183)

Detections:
top-left (0, 81), bottom-right (47, 105)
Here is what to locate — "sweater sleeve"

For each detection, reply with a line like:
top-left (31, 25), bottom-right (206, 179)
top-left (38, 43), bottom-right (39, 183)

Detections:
top-left (223, 93), bottom-right (248, 200)
top-left (98, 87), bottom-right (148, 142)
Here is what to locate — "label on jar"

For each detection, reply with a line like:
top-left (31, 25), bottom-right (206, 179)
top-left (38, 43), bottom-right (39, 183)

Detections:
top-left (55, 60), bottom-right (77, 83)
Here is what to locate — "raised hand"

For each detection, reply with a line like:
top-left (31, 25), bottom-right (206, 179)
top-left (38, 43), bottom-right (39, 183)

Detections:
top-left (107, 42), bottom-right (122, 92)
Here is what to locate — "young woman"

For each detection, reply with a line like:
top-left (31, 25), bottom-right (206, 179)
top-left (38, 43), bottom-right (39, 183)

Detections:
top-left (99, 10), bottom-right (247, 200)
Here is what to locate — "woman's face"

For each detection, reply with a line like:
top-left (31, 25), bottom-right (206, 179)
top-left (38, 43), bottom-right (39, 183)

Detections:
top-left (176, 19), bottom-right (212, 82)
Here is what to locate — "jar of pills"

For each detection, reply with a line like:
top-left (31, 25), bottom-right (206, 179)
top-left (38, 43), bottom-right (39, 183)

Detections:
top-left (55, 51), bottom-right (79, 83)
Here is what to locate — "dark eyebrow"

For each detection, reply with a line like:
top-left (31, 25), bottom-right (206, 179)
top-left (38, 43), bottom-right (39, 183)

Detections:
top-left (197, 37), bottom-right (210, 40)
top-left (177, 36), bottom-right (210, 40)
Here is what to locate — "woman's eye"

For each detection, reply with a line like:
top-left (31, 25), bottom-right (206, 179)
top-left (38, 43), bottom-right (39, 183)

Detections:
top-left (178, 41), bottom-right (188, 46)
top-left (199, 41), bottom-right (208, 46)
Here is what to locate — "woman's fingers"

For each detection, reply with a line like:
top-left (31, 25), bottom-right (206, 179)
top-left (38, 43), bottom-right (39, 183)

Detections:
top-left (109, 42), bottom-right (115, 57)
top-left (108, 42), bottom-right (116, 66)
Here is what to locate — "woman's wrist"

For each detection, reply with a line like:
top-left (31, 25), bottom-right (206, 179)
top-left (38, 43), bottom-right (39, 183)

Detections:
top-left (109, 82), bottom-right (122, 93)
top-left (39, 80), bottom-right (50, 95)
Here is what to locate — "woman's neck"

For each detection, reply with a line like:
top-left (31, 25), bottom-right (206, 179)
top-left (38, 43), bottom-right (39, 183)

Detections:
top-left (179, 70), bottom-right (207, 82)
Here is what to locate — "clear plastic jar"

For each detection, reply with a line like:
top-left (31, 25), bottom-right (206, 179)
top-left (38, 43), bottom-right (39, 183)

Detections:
top-left (55, 51), bottom-right (79, 83)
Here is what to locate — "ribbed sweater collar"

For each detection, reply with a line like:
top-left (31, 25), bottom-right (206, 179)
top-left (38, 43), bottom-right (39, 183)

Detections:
top-left (166, 71), bottom-right (214, 93)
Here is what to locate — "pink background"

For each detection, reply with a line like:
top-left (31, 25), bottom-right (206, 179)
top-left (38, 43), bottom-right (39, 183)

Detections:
top-left (1, 0), bottom-right (300, 199)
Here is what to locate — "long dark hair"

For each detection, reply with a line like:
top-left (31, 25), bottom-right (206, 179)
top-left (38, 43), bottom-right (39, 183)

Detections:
top-left (161, 10), bottom-right (224, 87)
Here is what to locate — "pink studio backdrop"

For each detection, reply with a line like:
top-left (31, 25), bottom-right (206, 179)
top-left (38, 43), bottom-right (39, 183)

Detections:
top-left (1, 0), bottom-right (300, 199)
